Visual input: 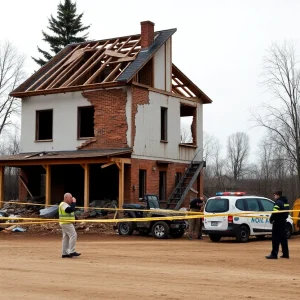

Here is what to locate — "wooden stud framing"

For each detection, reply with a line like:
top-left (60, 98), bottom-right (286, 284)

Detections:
top-left (0, 166), bottom-right (4, 208)
top-left (118, 162), bottom-right (125, 210)
top-left (83, 164), bottom-right (90, 211)
top-left (44, 165), bottom-right (51, 206)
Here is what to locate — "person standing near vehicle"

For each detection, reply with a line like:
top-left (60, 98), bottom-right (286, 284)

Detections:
top-left (266, 191), bottom-right (290, 259)
top-left (59, 193), bottom-right (81, 258)
top-left (188, 196), bottom-right (206, 240)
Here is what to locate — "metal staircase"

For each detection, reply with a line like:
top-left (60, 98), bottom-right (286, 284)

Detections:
top-left (164, 160), bottom-right (205, 210)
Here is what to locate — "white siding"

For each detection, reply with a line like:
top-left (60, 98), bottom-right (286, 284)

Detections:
top-left (21, 91), bottom-right (91, 153)
top-left (153, 44), bottom-right (166, 90)
top-left (133, 91), bottom-right (203, 162)
top-left (165, 38), bottom-right (172, 92)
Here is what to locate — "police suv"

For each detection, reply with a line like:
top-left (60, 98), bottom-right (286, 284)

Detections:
top-left (203, 192), bottom-right (294, 243)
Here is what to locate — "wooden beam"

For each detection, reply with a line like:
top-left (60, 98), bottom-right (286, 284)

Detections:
top-left (85, 37), bottom-right (132, 85)
top-left (67, 39), bottom-right (120, 87)
top-left (11, 81), bottom-right (125, 98)
top-left (0, 166), bottom-right (4, 208)
top-left (111, 158), bottom-right (131, 164)
top-left (83, 164), bottom-right (90, 211)
top-left (107, 38), bottom-right (141, 83)
top-left (44, 43), bottom-right (92, 89)
top-left (45, 165), bottom-right (51, 207)
top-left (104, 49), bottom-right (127, 58)
top-left (61, 40), bottom-right (109, 87)
top-left (19, 175), bottom-right (34, 199)
top-left (25, 44), bottom-right (82, 92)
top-left (118, 162), bottom-right (124, 211)
top-left (101, 162), bottom-right (115, 169)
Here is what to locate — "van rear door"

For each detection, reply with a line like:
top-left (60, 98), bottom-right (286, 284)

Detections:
top-left (204, 198), bottom-right (229, 231)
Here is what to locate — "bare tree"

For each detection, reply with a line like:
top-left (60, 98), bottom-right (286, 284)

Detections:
top-left (0, 41), bottom-right (25, 136)
top-left (227, 132), bottom-right (249, 183)
top-left (181, 126), bottom-right (192, 143)
top-left (254, 42), bottom-right (300, 194)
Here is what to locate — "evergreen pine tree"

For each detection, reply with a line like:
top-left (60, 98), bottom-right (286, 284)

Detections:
top-left (32, 0), bottom-right (91, 66)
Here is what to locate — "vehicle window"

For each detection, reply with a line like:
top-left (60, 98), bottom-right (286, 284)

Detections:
top-left (205, 198), bottom-right (229, 213)
top-left (245, 198), bottom-right (260, 211)
top-left (259, 199), bottom-right (274, 212)
top-left (235, 199), bottom-right (246, 211)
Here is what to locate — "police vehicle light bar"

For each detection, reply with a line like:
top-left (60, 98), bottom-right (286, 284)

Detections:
top-left (215, 192), bottom-right (246, 196)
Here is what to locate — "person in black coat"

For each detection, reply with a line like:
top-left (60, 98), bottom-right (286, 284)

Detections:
top-left (265, 191), bottom-right (290, 259)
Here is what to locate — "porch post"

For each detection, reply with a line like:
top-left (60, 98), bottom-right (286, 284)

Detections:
top-left (0, 166), bottom-right (4, 208)
top-left (45, 165), bottom-right (51, 206)
top-left (84, 164), bottom-right (90, 211)
top-left (118, 162), bottom-right (125, 210)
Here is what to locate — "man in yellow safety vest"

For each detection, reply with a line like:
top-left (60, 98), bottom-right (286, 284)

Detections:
top-left (59, 193), bottom-right (81, 258)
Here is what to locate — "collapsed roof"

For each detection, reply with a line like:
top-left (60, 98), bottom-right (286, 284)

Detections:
top-left (11, 23), bottom-right (212, 103)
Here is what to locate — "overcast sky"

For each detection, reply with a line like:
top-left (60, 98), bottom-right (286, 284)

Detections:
top-left (1, 0), bottom-right (300, 159)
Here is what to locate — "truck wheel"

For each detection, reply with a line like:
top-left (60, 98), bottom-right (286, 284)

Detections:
top-left (152, 221), bottom-right (169, 239)
top-left (209, 234), bottom-right (221, 242)
top-left (286, 223), bottom-right (292, 239)
top-left (118, 222), bottom-right (134, 236)
top-left (169, 229), bottom-right (185, 239)
top-left (236, 225), bottom-right (250, 243)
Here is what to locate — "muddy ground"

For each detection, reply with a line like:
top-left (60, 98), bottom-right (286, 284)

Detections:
top-left (1, 234), bottom-right (300, 300)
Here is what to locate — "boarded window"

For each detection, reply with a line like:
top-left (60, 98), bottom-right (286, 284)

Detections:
top-left (180, 104), bottom-right (196, 145)
top-left (78, 106), bottom-right (94, 138)
top-left (139, 170), bottom-right (147, 198)
top-left (161, 107), bottom-right (168, 141)
top-left (36, 110), bottom-right (53, 141)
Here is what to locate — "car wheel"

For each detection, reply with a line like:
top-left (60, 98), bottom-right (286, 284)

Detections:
top-left (169, 229), bottom-right (185, 239)
top-left (152, 221), bottom-right (169, 239)
top-left (118, 222), bottom-right (134, 236)
top-left (209, 234), bottom-right (222, 242)
top-left (236, 225), bottom-right (250, 243)
top-left (286, 223), bottom-right (293, 239)
top-left (255, 235), bottom-right (266, 240)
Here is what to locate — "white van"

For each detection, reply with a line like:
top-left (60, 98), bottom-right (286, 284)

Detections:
top-left (203, 192), bottom-right (294, 242)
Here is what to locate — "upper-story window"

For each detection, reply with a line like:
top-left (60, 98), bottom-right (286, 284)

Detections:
top-left (36, 109), bottom-right (53, 141)
top-left (180, 104), bottom-right (197, 146)
top-left (161, 107), bottom-right (168, 142)
top-left (78, 106), bottom-right (95, 139)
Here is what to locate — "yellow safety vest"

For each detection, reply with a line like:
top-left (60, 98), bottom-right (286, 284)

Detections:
top-left (59, 202), bottom-right (75, 225)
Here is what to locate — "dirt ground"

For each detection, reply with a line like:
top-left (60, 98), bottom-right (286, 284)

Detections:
top-left (1, 234), bottom-right (300, 300)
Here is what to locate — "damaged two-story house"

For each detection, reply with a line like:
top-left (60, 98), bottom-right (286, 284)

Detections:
top-left (0, 21), bottom-right (212, 210)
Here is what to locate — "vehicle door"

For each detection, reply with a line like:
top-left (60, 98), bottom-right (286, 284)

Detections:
top-left (244, 198), bottom-right (265, 233)
top-left (257, 198), bottom-right (274, 233)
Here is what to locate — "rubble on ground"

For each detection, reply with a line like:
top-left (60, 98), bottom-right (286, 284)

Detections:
top-left (0, 198), bottom-right (118, 236)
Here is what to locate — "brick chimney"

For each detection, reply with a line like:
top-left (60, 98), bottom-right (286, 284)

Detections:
top-left (140, 21), bottom-right (155, 49)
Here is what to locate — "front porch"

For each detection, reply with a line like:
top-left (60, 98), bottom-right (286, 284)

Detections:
top-left (0, 149), bottom-right (132, 210)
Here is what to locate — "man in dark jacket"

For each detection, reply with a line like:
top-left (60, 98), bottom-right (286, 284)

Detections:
top-left (188, 196), bottom-right (206, 240)
top-left (266, 191), bottom-right (290, 259)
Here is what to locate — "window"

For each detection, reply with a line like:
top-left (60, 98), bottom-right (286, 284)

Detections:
top-left (78, 106), bottom-right (94, 138)
top-left (175, 172), bottom-right (182, 186)
top-left (235, 199), bottom-right (246, 211)
top-left (161, 107), bottom-right (168, 141)
top-left (137, 59), bottom-right (153, 87)
top-left (245, 198), bottom-right (261, 211)
top-left (159, 171), bottom-right (167, 200)
top-left (259, 199), bottom-right (274, 211)
top-left (205, 199), bottom-right (229, 213)
top-left (36, 110), bottom-right (53, 141)
top-left (139, 170), bottom-right (146, 198)
top-left (180, 104), bottom-right (196, 145)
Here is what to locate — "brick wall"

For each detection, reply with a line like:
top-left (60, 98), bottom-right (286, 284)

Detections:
top-left (81, 89), bottom-right (128, 149)
top-left (124, 158), bottom-right (201, 207)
